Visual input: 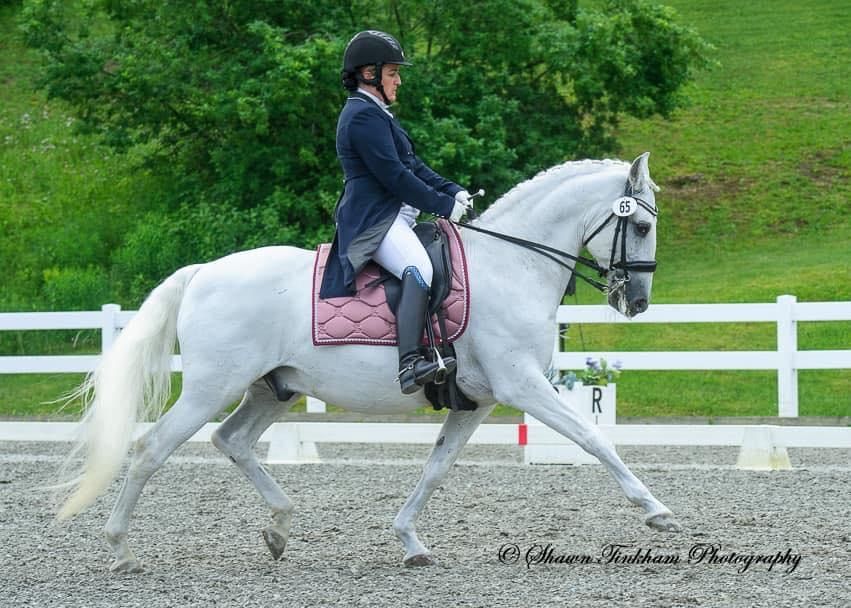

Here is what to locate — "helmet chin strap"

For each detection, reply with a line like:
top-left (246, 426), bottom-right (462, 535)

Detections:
top-left (357, 63), bottom-right (392, 105)
top-left (376, 84), bottom-right (391, 106)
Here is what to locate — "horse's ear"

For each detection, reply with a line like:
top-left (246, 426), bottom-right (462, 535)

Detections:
top-left (628, 152), bottom-right (659, 193)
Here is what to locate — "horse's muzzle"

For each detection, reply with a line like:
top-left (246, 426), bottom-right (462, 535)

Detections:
top-left (629, 298), bottom-right (649, 316)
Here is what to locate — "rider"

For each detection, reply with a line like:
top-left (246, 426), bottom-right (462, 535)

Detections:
top-left (319, 30), bottom-right (472, 395)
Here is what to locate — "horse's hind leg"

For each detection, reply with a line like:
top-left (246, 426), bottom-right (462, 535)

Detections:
top-left (104, 386), bottom-right (237, 573)
top-left (495, 370), bottom-right (681, 532)
top-left (393, 404), bottom-right (496, 566)
top-left (211, 382), bottom-right (298, 561)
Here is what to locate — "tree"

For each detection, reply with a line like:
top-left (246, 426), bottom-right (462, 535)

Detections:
top-left (20, 0), bottom-right (711, 300)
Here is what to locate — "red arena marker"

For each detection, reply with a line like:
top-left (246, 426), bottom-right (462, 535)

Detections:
top-left (518, 423), bottom-right (528, 446)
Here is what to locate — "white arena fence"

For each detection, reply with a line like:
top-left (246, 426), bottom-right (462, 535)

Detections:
top-left (1, 295), bottom-right (849, 466)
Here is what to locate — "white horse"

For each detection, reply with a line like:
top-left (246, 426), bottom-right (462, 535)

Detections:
top-left (57, 152), bottom-right (680, 572)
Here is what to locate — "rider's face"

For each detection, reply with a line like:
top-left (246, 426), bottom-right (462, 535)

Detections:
top-left (381, 64), bottom-right (402, 103)
top-left (361, 64), bottom-right (402, 103)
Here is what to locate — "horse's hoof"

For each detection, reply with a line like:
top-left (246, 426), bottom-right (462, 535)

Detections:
top-left (110, 557), bottom-right (144, 573)
top-left (262, 527), bottom-right (288, 561)
top-left (404, 553), bottom-right (435, 567)
top-left (646, 513), bottom-right (683, 533)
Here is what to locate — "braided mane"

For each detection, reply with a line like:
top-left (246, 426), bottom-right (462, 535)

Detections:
top-left (482, 159), bottom-right (629, 221)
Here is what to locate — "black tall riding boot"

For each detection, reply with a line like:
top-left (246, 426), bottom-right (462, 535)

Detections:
top-left (396, 267), bottom-right (456, 395)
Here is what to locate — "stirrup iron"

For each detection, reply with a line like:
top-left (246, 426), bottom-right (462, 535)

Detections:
top-left (432, 348), bottom-right (448, 385)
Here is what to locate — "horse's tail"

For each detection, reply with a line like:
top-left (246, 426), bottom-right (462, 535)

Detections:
top-left (56, 264), bottom-right (203, 521)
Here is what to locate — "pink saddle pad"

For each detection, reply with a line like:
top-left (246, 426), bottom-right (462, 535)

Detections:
top-left (312, 219), bottom-right (470, 346)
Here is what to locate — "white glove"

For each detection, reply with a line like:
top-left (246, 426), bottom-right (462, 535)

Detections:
top-left (454, 189), bottom-right (472, 208)
top-left (449, 201), bottom-right (467, 222)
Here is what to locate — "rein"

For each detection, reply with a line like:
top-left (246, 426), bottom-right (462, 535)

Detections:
top-left (454, 186), bottom-right (659, 296)
top-left (454, 221), bottom-right (610, 293)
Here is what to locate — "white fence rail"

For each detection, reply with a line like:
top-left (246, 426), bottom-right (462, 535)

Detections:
top-left (1, 420), bottom-right (848, 467)
top-left (2, 296), bottom-right (850, 467)
top-left (553, 295), bottom-right (851, 417)
top-left (2, 295), bottom-right (849, 417)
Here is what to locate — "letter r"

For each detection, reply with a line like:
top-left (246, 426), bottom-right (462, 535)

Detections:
top-left (592, 387), bottom-right (603, 413)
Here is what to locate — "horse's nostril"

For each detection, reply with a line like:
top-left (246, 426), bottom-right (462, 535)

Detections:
top-left (632, 298), bottom-right (648, 314)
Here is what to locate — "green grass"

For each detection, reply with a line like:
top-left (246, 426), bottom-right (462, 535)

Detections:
top-left (615, 0), bottom-right (850, 246)
top-left (1, 1), bottom-right (849, 419)
top-left (600, 0), bottom-right (850, 418)
top-left (0, 374), bottom-right (81, 418)
top-left (562, 227), bottom-right (851, 417)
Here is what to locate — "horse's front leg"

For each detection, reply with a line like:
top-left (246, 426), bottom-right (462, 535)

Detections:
top-left (494, 369), bottom-right (681, 532)
top-left (393, 403), bottom-right (496, 566)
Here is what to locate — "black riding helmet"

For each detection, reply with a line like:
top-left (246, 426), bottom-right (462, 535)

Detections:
top-left (342, 30), bottom-right (411, 104)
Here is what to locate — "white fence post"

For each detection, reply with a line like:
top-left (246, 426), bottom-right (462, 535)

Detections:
top-left (736, 425), bottom-right (792, 470)
top-left (100, 303), bottom-right (121, 354)
top-left (776, 295), bottom-right (798, 417)
top-left (265, 423), bottom-right (320, 463)
top-left (306, 396), bottom-right (327, 413)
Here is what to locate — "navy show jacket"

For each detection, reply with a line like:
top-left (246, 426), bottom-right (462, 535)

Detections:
top-left (319, 92), bottom-right (461, 298)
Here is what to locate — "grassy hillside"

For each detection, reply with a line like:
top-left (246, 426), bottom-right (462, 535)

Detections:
top-left (566, 0), bottom-right (850, 418)
top-left (1, 1), bottom-right (848, 418)
top-left (617, 0), bottom-right (849, 248)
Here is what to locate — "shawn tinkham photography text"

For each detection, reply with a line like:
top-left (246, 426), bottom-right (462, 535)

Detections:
top-left (498, 542), bottom-right (803, 574)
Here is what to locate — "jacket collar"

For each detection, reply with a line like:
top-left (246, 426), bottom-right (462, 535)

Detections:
top-left (351, 89), bottom-right (394, 117)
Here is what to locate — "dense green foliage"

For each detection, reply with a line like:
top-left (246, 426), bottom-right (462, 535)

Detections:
top-left (14, 0), bottom-right (710, 300)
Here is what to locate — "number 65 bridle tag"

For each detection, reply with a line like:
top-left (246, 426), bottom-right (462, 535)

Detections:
top-left (613, 196), bottom-right (638, 217)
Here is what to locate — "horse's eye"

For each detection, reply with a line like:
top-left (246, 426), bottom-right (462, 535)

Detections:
top-left (635, 222), bottom-right (651, 237)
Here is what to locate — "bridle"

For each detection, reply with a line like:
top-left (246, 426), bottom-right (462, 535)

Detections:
top-left (581, 183), bottom-right (658, 294)
top-left (454, 183), bottom-right (658, 297)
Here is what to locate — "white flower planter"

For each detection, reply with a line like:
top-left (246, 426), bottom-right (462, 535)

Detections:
top-left (560, 383), bottom-right (617, 425)
top-left (524, 383), bottom-right (617, 465)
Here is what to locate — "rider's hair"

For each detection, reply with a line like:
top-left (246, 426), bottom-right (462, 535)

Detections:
top-left (341, 69), bottom-right (359, 91)
top-left (342, 64), bottom-right (381, 92)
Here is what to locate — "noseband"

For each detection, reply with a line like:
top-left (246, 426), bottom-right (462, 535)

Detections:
top-left (455, 184), bottom-right (658, 296)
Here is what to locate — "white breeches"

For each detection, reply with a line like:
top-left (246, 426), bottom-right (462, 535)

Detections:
top-left (372, 210), bottom-right (432, 286)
